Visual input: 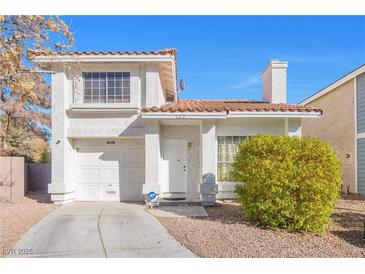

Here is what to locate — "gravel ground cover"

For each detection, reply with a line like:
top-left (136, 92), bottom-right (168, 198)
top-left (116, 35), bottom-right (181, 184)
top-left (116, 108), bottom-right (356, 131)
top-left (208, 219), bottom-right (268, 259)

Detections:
top-left (0, 192), bottom-right (58, 258)
top-left (159, 196), bottom-right (365, 258)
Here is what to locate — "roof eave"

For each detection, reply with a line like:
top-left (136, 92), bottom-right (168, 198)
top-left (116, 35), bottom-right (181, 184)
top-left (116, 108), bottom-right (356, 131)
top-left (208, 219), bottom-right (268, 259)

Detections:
top-left (141, 112), bottom-right (227, 119)
top-left (300, 64), bottom-right (365, 105)
top-left (141, 111), bottom-right (321, 119)
top-left (227, 111), bottom-right (321, 118)
top-left (30, 54), bottom-right (175, 63)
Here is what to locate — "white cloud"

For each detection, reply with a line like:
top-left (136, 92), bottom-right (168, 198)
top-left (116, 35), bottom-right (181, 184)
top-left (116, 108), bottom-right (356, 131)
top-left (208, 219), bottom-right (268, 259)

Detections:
top-left (283, 54), bottom-right (334, 64)
top-left (230, 75), bottom-right (260, 89)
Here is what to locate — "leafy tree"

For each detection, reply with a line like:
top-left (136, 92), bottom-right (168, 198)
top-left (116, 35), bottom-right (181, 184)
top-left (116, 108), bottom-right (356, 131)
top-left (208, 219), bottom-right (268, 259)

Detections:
top-left (38, 144), bottom-right (51, 163)
top-left (0, 114), bottom-right (51, 162)
top-left (0, 16), bottom-right (73, 156)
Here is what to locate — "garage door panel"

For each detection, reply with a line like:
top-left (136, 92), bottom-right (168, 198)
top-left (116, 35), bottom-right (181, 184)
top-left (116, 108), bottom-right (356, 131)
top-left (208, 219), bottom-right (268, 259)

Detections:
top-left (78, 152), bottom-right (102, 166)
top-left (76, 145), bottom-right (144, 202)
top-left (76, 184), bottom-right (99, 201)
top-left (100, 184), bottom-right (119, 201)
top-left (102, 167), bottom-right (119, 183)
top-left (99, 152), bottom-right (120, 166)
top-left (78, 168), bottom-right (99, 183)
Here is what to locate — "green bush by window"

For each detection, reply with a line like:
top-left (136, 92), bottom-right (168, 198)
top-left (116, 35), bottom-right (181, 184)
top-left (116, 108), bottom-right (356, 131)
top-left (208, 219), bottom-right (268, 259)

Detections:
top-left (232, 135), bottom-right (342, 233)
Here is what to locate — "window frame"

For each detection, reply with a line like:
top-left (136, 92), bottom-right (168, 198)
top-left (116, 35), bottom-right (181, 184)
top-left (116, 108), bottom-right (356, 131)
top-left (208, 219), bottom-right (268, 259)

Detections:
top-left (82, 72), bottom-right (131, 104)
top-left (216, 135), bottom-right (248, 182)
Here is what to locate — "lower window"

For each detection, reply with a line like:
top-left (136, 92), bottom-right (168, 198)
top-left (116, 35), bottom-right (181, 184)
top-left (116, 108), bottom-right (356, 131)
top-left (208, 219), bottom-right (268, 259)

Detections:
top-left (217, 136), bottom-right (247, 182)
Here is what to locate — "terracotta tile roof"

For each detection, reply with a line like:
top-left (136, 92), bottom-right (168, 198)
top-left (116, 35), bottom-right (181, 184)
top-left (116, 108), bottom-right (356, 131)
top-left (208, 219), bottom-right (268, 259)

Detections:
top-left (28, 48), bottom-right (179, 94)
top-left (27, 48), bottom-right (177, 58)
top-left (142, 99), bottom-right (322, 113)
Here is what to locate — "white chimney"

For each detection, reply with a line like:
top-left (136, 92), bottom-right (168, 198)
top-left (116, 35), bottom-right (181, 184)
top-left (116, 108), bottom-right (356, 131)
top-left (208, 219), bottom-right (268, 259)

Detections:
top-left (261, 60), bottom-right (288, 103)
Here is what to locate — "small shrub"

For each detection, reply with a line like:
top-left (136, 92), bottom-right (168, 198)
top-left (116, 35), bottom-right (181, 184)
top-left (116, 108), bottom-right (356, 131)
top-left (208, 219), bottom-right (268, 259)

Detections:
top-left (232, 135), bottom-right (342, 233)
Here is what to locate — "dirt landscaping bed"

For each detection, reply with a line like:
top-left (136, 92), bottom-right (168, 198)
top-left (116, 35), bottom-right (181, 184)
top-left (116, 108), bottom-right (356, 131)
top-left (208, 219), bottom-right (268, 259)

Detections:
top-left (159, 196), bottom-right (365, 258)
top-left (0, 192), bottom-right (58, 258)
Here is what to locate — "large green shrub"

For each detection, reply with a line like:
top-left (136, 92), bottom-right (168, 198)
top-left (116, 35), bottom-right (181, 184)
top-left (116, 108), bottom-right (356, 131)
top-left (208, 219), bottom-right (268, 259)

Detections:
top-left (232, 135), bottom-right (342, 233)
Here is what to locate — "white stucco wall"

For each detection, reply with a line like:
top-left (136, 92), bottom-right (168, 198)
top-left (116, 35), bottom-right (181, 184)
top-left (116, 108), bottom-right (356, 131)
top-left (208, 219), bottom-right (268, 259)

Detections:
top-left (287, 118), bottom-right (302, 136)
top-left (216, 117), bottom-right (286, 136)
top-left (66, 63), bottom-right (147, 140)
top-left (68, 113), bottom-right (145, 138)
top-left (49, 67), bottom-right (76, 203)
top-left (73, 138), bottom-right (144, 149)
top-left (200, 120), bottom-right (219, 205)
top-left (146, 63), bottom-right (166, 107)
top-left (49, 60), bottom-right (166, 203)
top-left (65, 62), bottom-right (165, 139)
top-left (143, 120), bottom-right (161, 194)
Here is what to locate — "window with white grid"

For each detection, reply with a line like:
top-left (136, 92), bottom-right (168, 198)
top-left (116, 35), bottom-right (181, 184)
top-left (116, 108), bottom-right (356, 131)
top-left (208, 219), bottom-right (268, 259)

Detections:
top-left (217, 136), bottom-right (247, 182)
top-left (83, 72), bottom-right (130, 103)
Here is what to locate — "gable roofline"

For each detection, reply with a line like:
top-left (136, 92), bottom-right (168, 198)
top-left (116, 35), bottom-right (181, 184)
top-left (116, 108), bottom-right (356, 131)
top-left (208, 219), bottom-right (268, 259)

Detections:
top-left (299, 64), bottom-right (365, 105)
top-left (28, 48), bottom-right (179, 96)
top-left (27, 48), bottom-right (177, 59)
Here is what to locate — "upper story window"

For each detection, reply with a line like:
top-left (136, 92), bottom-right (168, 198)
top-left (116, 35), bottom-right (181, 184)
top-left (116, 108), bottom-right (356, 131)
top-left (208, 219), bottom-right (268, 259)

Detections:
top-left (83, 72), bottom-right (130, 103)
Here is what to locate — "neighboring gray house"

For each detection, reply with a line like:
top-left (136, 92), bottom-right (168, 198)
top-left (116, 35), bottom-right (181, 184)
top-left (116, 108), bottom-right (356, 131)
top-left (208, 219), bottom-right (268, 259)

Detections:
top-left (29, 49), bottom-right (321, 205)
top-left (301, 64), bottom-right (365, 195)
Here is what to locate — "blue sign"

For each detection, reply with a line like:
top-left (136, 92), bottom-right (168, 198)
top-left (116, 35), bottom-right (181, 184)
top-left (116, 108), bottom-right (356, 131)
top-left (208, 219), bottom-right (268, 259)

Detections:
top-left (148, 192), bottom-right (157, 200)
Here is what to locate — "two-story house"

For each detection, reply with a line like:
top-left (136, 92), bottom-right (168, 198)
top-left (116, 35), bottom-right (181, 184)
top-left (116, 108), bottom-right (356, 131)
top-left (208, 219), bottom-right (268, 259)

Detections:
top-left (29, 49), bottom-right (321, 205)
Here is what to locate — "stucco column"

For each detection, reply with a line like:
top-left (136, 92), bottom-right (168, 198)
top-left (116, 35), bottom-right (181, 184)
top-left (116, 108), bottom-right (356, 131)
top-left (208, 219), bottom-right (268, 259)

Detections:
top-left (143, 120), bottom-right (161, 194)
top-left (200, 120), bottom-right (218, 206)
top-left (285, 118), bottom-right (302, 136)
top-left (49, 70), bottom-right (75, 203)
top-left (145, 63), bottom-right (164, 107)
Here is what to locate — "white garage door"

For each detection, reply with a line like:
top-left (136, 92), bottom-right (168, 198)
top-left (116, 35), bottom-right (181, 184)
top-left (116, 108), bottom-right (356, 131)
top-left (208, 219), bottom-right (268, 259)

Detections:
top-left (76, 147), bottom-right (144, 201)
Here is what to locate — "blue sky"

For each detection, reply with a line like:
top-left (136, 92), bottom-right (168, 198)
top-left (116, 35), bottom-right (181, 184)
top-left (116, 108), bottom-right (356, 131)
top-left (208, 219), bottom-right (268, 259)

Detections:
top-left (63, 16), bottom-right (365, 103)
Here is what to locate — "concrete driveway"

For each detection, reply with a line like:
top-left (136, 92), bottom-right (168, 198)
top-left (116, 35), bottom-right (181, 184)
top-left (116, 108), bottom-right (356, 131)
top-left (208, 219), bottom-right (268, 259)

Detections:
top-left (11, 202), bottom-right (195, 258)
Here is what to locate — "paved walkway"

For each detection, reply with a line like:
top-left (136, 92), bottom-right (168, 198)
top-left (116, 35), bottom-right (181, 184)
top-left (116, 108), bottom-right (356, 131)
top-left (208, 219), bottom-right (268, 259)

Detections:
top-left (10, 202), bottom-right (195, 258)
top-left (147, 205), bottom-right (208, 218)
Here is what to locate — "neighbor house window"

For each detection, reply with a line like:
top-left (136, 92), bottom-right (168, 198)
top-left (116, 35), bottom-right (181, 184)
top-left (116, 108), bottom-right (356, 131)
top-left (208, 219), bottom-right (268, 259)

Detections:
top-left (217, 136), bottom-right (247, 182)
top-left (83, 72), bottom-right (130, 103)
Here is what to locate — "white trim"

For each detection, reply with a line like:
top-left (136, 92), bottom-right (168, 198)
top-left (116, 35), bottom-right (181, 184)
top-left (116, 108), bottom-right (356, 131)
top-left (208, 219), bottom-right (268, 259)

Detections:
top-left (171, 56), bottom-right (178, 96)
top-left (354, 78), bottom-right (358, 193)
top-left (300, 64), bottom-right (365, 105)
top-left (217, 181), bottom-right (237, 193)
top-left (69, 104), bottom-right (139, 114)
top-left (141, 112), bottom-right (227, 119)
top-left (284, 118), bottom-right (289, 135)
top-left (215, 134), bottom-right (218, 185)
top-left (262, 60), bottom-right (288, 74)
top-left (69, 136), bottom-right (144, 140)
top-left (32, 55), bottom-right (174, 63)
top-left (227, 111), bottom-right (321, 118)
top-left (357, 133), bottom-right (365, 139)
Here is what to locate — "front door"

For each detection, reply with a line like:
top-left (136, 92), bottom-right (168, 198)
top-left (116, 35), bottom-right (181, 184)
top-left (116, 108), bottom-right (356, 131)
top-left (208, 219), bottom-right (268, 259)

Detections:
top-left (163, 140), bottom-right (188, 194)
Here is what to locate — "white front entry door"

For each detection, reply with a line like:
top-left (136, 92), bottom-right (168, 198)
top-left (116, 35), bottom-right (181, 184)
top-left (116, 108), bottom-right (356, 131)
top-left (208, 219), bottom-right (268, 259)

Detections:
top-left (163, 140), bottom-right (188, 194)
top-left (76, 147), bottom-right (144, 202)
